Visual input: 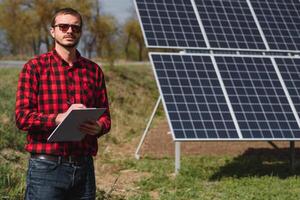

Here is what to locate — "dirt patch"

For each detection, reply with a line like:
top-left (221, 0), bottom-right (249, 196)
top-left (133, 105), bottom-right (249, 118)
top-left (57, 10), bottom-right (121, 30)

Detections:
top-left (0, 113), bottom-right (10, 125)
top-left (95, 120), bottom-right (300, 197)
top-left (139, 120), bottom-right (300, 158)
top-left (94, 160), bottom-right (150, 198)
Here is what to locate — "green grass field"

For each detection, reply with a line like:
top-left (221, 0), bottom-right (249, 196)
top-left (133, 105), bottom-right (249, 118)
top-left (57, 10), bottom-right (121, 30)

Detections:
top-left (1, 65), bottom-right (300, 200)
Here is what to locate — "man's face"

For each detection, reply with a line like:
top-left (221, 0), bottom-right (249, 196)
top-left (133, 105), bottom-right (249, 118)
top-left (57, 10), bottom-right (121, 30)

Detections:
top-left (50, 14), bottom-right (82, 49)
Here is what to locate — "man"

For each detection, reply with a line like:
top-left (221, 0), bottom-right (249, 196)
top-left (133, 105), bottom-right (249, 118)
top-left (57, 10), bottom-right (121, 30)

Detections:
top-left (15, 8), bottom-right (111, 200)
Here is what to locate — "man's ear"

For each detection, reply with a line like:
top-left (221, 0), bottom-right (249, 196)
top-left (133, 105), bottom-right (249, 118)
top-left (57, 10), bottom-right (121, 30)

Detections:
top-left (50, 27), bottom-right (55, 38)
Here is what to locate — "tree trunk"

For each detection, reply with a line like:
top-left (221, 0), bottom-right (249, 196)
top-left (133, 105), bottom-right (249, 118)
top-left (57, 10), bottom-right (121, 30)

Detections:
top-left (124, 36), bottom-right (131, 60)
top-left (138, 42), bottom-right (143, 61)
top-left (32, 39), bottom-right (38, 55)
top-left (45, 34), bottom-right (50, 52)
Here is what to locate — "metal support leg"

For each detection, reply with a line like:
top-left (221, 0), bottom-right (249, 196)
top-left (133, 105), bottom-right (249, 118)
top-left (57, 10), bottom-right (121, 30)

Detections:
top-left (135, 96), bottom-right (161, 159)
top-left (267, 141), bottom-right (279, 149)
top-left (175, 142), bottom-right (181, 175)
top-left (290, 141), bottom-right (295, 172)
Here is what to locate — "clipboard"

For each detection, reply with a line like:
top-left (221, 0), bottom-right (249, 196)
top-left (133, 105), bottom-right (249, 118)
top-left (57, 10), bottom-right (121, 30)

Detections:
top-left (47, 108), bottom-right (106, 142)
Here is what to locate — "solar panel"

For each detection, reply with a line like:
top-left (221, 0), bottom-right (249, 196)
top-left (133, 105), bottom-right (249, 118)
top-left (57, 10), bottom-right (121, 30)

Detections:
top-left (150, 53), bottom-right (239, 140)
top-left (276, 58), bottom-right (300, 119)
top-left (216, 56), bottom-right (300, 139)
top-left (250, 0), bottom-right (300, 51)
top-left (151, 53), bottom-right (300, 140)
top-left (194, 0), bottom-right (266, 50)
top-left (134, 0), bottom-right (207, 48)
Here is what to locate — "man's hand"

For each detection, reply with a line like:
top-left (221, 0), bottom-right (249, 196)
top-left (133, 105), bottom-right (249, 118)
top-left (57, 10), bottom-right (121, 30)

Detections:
top-left (55, 104), bottom-right (86, 125)
top-left (79, 120), bottom-right (104, 137)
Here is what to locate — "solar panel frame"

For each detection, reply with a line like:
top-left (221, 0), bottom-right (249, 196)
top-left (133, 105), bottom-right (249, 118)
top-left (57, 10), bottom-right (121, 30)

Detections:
top-left (193, 0), bottom-right (267, 50)
top-left (249, 0), bottom-right (300, 52)
top-left (136, 0), bottom-right (300, 142)
top-left (134, 0), bottom-right (208, 49)
top-left (150, 52), bottom-right (300, 141)
top-left (215, 55), bottom-right (300, 139)
top-left (150, 52), bottom-right (241, 141)
top-left (135, 0), bottom-right (300, 53)
top-left (275, 57), bottom-right (300, 121)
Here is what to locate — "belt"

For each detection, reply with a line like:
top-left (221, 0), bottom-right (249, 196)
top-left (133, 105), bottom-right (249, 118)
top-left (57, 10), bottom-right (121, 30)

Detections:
top-left (31, 154), bottom-right (86, 165)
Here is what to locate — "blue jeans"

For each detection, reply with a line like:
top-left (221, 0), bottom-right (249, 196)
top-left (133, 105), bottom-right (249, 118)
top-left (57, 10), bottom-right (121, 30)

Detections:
top-left (25, 156), bottom-right (96, 200)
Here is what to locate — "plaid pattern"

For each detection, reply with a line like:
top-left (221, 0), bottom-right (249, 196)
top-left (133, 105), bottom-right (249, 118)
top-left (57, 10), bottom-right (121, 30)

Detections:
top-left (15, 49), bottom-right (111, 156)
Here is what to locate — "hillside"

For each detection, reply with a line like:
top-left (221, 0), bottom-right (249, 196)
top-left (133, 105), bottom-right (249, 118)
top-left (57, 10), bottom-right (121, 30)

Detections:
top-left (1, 64), bottom-right (300, 199)
top-left (0, 62), bottom-right (169, 199)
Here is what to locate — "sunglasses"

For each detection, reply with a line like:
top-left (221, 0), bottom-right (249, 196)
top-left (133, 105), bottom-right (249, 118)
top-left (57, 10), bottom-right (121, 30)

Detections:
top-left (53, 24), bottom-right (82, 33)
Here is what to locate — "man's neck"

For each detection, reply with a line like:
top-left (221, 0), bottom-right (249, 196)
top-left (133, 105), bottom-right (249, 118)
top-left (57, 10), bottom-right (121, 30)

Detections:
top-left (55, 45), bottom-right (77, 66)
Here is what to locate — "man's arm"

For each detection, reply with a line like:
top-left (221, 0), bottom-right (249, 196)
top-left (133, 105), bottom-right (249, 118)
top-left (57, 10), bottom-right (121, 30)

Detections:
top-left (95, 67), bottom-right (111, 136)
top-left (15, 63), bottom-right (57, 131)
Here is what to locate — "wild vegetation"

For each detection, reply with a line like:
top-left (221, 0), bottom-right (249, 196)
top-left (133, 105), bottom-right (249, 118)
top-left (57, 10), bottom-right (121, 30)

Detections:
top-left (1, 65), bottom-right (300, 199)
top-left (0, 0), bottom-right (147, 62)
top-left (0, 2), bottom-right (300, 199)
top-left (0, 62), bottom-right (160, 199)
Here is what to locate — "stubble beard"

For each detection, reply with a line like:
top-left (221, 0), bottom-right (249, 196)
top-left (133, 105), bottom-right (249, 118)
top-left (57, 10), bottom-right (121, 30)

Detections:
top-left (55, 37), bottom-right (80, 49)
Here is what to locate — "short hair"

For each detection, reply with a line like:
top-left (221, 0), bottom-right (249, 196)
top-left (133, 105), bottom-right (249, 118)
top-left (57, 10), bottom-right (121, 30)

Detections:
top-left (51, 8), bottom-right (83, 27)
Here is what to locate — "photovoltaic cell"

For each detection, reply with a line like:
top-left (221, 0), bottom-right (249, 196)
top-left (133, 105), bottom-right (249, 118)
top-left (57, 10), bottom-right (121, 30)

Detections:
top-left (137, 0), bottom-right (300, 141)
top-left (251, 0), bottom-right (300, 51)
top-left (151, 53), bottom-right (239, 140)
top-left (135, 0), bottom-right (207, 48)
top-left (276, 58), bottom-right (300, 119)
top-left (194, 0), bottom-right (266, 50)
top-left (216, 56), bottom-right (300, 139)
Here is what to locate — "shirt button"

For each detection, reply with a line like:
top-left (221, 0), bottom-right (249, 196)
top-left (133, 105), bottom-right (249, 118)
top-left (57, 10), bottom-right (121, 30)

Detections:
top-left (69, 98), bottom-right (74, 104)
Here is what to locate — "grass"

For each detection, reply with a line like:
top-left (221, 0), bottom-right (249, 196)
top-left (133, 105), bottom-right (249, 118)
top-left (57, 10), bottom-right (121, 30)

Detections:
top-left (0, 63), bottom-right (161, 199)
top-left (102, 62), bottom-right (163, 144)
top-left (0, 149), bottom-right (27, 199)
top-left (0, 68), bottom-right (25, 150)
top-left (118, 155), bottom-right (300, 200)
top-left (1, 65), bottom-right (300, 199)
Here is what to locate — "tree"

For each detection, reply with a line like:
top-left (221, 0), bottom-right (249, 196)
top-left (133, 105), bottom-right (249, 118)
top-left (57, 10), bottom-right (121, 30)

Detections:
top-left (123, 18), bottom-right (146, 61)
top-left (26, 0), bottom-right (94, 53)
top-left (0, 0), bottom-right (33, 55)
top-left (0, 0), bottom-right (120, 62)
top-left (86, 1), bottom-right (118, 65)
top-left (0, 0), bottom-right (95, 56)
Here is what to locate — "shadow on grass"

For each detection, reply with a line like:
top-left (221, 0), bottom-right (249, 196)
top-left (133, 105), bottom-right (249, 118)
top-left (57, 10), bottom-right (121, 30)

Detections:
top-left (210, 147), bottom-right (300, 180)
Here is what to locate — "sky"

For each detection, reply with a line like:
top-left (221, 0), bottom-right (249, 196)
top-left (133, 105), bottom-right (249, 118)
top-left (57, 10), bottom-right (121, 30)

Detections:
top-left (100, 0), bottom-right (135, 24)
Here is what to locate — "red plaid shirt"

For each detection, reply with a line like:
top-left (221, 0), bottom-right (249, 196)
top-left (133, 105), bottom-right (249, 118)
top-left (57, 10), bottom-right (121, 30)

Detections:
top-left (15, 49), bottom-right (111, 156)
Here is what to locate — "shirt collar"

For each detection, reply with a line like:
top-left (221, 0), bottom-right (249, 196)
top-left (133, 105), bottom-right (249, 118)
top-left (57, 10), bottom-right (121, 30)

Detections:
top-left (51, 48), bottom-right (83, 67)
